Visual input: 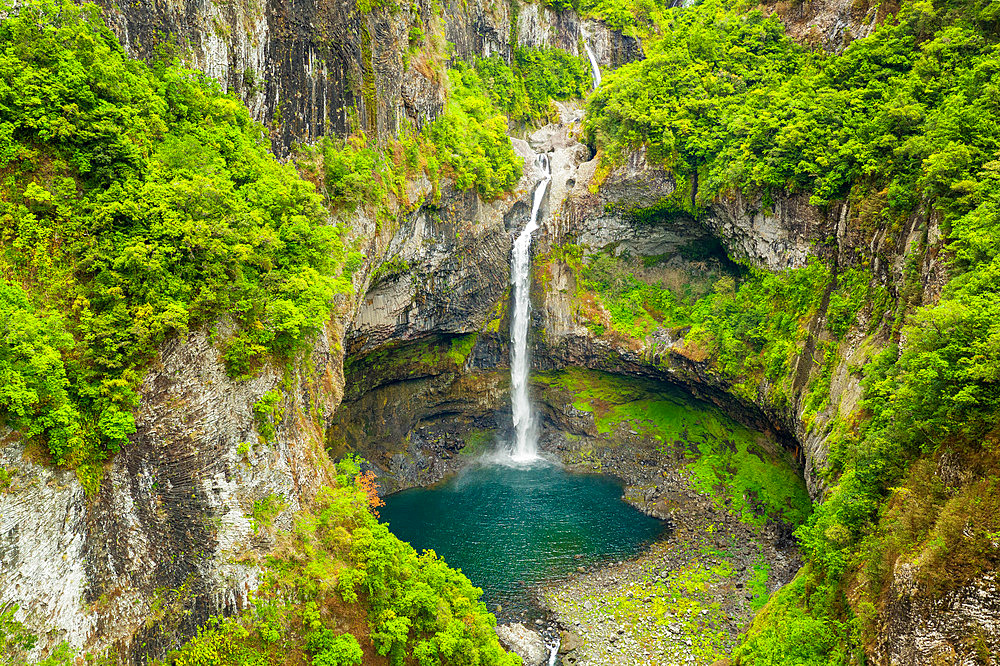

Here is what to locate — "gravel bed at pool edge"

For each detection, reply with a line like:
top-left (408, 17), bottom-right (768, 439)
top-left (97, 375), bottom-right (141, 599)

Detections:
top-left (532, 430), bottom-right (803, 666)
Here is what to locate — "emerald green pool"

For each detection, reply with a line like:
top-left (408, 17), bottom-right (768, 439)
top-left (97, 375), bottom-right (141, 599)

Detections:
top-left (380, 460), bottom-right (667, 619)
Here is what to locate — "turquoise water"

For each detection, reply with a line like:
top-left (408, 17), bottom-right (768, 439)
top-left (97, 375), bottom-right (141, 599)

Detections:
top-left (380, 460), bottom-right (667, 619)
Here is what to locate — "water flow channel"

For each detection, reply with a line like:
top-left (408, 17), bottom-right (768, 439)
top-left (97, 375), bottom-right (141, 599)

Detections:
top-left (509, 152), bottom-right (551, 462)
top-left (582, 27), bottom-right (602, 89)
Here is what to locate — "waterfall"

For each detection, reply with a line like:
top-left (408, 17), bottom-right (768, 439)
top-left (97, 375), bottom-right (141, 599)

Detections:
top-left (582, 27), bottom-right (601, 90)
top-left (509, 153), bottom-right (551, 462)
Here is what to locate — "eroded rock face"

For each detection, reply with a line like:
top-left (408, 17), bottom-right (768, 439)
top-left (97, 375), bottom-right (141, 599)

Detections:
top-left (701, 190), bottom-right (836, 270)
top-left (761, 0), bottom-right (884, 52)
top-left (877, 568), bottom-right (1000, 666)
top-left (330, 368), bottom-right (510, 492)
top-left (580, 17), bottom-right (644, 69)
top-left (1, 324), bottom-right (343, 662)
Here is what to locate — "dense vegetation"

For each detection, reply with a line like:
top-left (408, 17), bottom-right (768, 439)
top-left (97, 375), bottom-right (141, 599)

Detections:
top-left (428, 64), bottom-right (524, 197)
top-left (475, 47), bottom-right (592, 123)
top-left (0, 0), bottom-right (356, 488)
top-left (1, 458), bottom-right (520, 666)
top-left (587, 0), bottom-right (1000, 212)
top-left (579, 0), bottom-right (1000, 662)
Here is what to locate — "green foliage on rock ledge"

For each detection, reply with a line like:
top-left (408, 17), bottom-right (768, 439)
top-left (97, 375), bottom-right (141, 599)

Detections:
top-left (475, 47), bottom-right (591, 124)
top-left (155, 456), bottom-right (521, 666)
top-left (298, 57), bottom-right (532, 216)
top-left (536, 368), bottom-right (812, 527)
top-left (576, 0), bottom-right (1000, 662)
top-left (0, 0), bottom-right (352, 478)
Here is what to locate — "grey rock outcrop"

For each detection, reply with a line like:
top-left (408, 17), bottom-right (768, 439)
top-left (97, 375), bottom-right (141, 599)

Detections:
top-left (1, 322), bottom-right (344, 662)
top-left (701, 191), bottom-right (834, 270)
top-left (496, 622), bottom-right (548, 666)
top-left (96, 0), bottom-right (432, 154)
top-left (761, 0), bottom-right (882, 52)
top-left (878, 569), bottom-right (1000, 665)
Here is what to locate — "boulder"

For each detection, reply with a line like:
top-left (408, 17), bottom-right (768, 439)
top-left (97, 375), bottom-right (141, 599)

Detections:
top-left (496, 622), bottom-right (548, 666)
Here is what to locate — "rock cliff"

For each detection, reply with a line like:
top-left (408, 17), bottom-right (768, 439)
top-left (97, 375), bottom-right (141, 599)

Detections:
top-left (90, 0), bottom-right (637, 155)
top-left (1, 323), bottom-right (343, 661)
top-left (3, 0), bottom-right (996, 664)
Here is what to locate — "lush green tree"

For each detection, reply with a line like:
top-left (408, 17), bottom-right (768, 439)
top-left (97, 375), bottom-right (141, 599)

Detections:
top-left (306, 629), bottom-right (364, 666)
top-left (0, 0), bottom-right (352, 478)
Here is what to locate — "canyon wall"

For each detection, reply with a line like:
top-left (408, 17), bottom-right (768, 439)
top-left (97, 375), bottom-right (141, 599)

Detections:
top-left (2, 0), bottom-right (996, 664)
top-left (90, 0), bottom-right (638, 155)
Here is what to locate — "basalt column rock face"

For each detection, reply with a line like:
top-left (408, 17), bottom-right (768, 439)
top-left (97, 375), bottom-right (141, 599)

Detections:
top-left (95, 0), bottom-right (440, 155)
top-left (0, 322), bottom-right (345, 663)
top-left (515, 5), bottom-right (643, 69)
top-left (92, 0), bottom-right (644, 156)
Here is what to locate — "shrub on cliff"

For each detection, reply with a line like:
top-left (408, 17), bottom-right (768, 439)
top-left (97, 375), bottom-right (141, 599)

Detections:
top-left (157, 457), bottom-right (521, 666)
top-left (0, 0), bottom-right (352, 483)
top-left (428, 63), bottom-right (523, 199)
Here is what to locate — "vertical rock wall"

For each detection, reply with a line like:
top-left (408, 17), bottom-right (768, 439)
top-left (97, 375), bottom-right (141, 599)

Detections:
top-left (0, 322), bottom-right (345, 662)
top-left (90, 0), bottom-right (642, 154)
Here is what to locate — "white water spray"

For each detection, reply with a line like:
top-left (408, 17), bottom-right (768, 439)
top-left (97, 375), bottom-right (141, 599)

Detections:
top-left (509, 153), bottom-right (551, 462)
top-left (582, 27), bottom-right (601, 89)
top-left (546, 637), bottom-right (560, 666)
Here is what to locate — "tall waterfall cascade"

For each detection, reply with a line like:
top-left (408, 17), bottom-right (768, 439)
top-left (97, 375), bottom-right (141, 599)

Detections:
top-left (582, 28), bottom-right (602, 89)
top-left (509, 153), bottom-right (551, 462)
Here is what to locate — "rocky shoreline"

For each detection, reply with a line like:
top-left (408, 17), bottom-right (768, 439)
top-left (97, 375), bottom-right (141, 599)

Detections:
top-left (466, 421), bottom-right (804, 666)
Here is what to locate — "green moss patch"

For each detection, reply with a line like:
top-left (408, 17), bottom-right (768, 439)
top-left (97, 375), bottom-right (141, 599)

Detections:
top-left (535, 369), bottom-right (811, 527)
top-left (344, 333), bottom-right (478, 398)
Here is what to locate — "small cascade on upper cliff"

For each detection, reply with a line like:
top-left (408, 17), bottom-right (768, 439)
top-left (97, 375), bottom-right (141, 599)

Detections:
top-left (582, 27), bottom-right (602, 89)
top-left (509, 152), bottom-right (551, 462)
